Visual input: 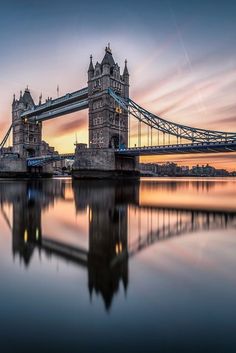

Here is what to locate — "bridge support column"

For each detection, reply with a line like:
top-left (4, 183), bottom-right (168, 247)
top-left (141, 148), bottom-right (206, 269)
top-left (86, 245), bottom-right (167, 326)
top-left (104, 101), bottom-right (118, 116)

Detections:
top-left (72, 145), bottom-right (139, 179)
top-left (0, 157), bottom-right (27, 177)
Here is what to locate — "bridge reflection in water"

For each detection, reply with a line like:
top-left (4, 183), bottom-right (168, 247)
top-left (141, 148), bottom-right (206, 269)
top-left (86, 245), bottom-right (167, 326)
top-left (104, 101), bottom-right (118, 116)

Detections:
top-left (0, 179), bottom-right (236, 310)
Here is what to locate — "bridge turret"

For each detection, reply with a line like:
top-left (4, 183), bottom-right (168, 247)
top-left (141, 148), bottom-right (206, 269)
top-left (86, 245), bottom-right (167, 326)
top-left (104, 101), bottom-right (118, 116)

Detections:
top-left (101, 45), bottom-right (115, 75)
top-left (22, 87), bottom-right (35, 109)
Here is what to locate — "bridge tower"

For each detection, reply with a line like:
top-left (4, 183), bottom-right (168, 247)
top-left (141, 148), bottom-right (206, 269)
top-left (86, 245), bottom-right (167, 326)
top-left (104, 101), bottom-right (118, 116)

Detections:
top-left (88, 44), bottom-right (129, 149)
top-left (73, 45), bottom-right (139, 178)
top-left (12, 88), bottom-right (42, 158)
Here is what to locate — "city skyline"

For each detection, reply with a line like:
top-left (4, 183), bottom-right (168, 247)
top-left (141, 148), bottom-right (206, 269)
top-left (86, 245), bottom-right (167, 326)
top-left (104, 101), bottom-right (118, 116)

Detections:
top-left (140, 161), bottom-right (236, 176)
top-left (1, 0), bottom-right (236, 169)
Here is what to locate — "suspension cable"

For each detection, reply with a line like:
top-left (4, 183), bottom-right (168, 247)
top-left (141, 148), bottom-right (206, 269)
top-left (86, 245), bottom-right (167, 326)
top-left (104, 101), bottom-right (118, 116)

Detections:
top-left (108, 88), bottom-right (236, 144)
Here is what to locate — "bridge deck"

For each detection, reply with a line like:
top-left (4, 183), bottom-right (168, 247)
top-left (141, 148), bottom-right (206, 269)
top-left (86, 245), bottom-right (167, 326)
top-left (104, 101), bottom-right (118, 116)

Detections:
top-left (41, 237), bottom-right (88, 267)
top-left (27, 154), bottom-right (75, 167)
top-left (21, 87), bottom-right (88, 121)
top-left (116, 141), bottom-right (236, 156)
top-left (29, 99), bottom-right (88, 121)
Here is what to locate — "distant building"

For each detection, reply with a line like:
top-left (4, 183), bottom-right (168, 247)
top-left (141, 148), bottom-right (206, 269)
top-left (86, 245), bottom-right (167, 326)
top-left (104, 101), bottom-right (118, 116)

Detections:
top-left (140, 162), bottom-right (233, 177)
top-left (40, 141), bottom-right (56, 156)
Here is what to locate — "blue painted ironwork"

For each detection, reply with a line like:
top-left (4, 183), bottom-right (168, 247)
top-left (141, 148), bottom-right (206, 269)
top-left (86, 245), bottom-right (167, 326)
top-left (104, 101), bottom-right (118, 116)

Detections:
top-left (0, 124), bottom-right (12, 151)
top-left (116, 141), bottom-right (236, 156)
top-left (21, 87), bottom-right (88, 122)
top-left (27, 153), bottom-right (75, 167)
top-left (108, 88), bottom-right (236, 145)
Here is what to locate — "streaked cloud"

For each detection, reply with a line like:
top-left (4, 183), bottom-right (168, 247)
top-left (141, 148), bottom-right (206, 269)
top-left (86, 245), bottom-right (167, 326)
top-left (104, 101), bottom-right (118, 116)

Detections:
top-left (49, 112), bottom-right (88, 137)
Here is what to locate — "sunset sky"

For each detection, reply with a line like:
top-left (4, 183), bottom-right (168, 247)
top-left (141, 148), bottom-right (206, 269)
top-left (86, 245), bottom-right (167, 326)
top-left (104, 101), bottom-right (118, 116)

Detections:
top-left (0, 0), bottom-right (236, 169)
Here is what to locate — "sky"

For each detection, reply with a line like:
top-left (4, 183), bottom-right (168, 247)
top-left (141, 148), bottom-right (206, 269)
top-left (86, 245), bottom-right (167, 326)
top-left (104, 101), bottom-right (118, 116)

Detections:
top-left (0, 0), bottom-right (236, 169)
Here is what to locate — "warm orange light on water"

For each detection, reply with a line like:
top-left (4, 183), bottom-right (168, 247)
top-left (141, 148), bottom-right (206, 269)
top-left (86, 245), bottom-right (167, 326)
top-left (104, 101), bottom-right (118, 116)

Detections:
top-left (24, 230), bottom-right (28, 243)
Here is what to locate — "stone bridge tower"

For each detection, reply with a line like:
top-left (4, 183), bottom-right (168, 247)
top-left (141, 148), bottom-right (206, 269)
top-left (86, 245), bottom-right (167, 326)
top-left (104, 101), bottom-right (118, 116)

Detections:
top-left (12, 88), bottom-right (42, 158)
top-left (73, 45), bottom-right (139, 179)
top-left (88, 45), bottom-right (129, 149)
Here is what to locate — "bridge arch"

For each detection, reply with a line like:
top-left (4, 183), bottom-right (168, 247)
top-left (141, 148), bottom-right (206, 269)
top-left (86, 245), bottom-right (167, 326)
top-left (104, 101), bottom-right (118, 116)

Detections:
top-left (109, 133), bottom-right (124, 149)
top-left (26, 148), bottom-right (36, 158)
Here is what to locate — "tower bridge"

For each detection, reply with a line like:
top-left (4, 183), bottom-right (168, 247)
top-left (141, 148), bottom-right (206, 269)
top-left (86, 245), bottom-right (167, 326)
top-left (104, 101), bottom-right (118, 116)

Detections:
top-left (1, 44), bottom-right (236, 177)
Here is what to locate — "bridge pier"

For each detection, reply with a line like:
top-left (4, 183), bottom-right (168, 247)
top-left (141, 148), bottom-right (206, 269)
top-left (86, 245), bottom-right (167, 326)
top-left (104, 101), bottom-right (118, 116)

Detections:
top-left (0, 156), bottom-right (53, 178)
top-left (27, 164), bottom-right (53, 178)
top-left (0, 157), bottom-right (27, 177)
top-left (72, 145), bottom-right (139, 179)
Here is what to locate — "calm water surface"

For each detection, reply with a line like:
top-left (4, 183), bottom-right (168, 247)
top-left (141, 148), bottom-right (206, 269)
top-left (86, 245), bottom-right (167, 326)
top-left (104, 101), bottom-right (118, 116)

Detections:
top-left (0, 177), bottom-right (236, 352)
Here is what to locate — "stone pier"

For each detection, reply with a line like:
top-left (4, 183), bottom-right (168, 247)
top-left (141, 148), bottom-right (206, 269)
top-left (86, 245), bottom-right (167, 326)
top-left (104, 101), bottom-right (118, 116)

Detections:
top-left (72, 144), bottom-right (139, 179)
top-left (0, 156), bottom-right (53, 178)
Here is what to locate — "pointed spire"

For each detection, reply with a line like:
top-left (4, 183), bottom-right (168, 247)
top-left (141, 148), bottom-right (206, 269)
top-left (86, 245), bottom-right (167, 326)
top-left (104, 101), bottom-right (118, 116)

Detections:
top-left (102, 44), bottom-right (115, 66)
top-left (88, 54), bottom-right (94, 72)
top-left (123, 59), bottom-right (129, 76)
top-left (19, 90), bottom-right (23, 103)
top-left (22, 87), bottom-right (35, 107)
top-left (39, 93), bottom-right (42, 105)
top-left (12, 94), bottom-right (16, 104)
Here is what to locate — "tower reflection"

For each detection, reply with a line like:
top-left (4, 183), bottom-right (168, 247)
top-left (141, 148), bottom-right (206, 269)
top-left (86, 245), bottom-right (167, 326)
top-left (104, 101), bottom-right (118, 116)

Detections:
top-left (74, 180), bottom-right (139, 310)
top-left (9, 180), bottom-right (65, 265)
top-left (0, 179), bottom-right (235, 311)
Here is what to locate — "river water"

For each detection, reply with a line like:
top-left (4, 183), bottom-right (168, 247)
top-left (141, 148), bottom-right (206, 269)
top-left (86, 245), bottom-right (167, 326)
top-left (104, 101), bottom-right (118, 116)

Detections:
top-left (0, 177), bottom-right (235, 352)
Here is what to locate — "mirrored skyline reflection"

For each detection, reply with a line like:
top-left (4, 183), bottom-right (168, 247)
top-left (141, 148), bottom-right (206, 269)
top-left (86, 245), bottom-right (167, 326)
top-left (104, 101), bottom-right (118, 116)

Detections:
top-left (0, 178), bottom-right (236, 352)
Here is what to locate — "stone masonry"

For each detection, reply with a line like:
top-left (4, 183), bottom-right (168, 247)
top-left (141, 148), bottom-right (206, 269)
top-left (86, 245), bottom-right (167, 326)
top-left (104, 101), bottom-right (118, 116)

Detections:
top-left (73, 45), bottom-right (139, 178)
top-left (88, 44), bottom-right (129, 149)
top-left (12, 88), bottom-right (42, 158)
